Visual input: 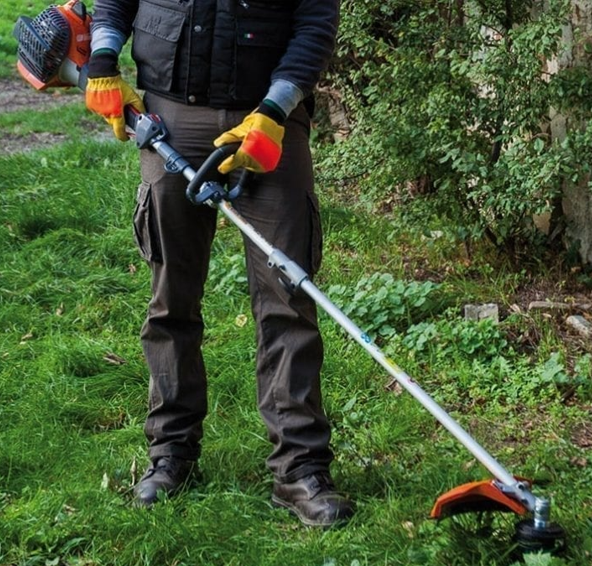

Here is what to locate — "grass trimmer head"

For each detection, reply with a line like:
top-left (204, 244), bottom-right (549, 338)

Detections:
top-left (13, 0), bottom-right (91, 90)
top-left (431, 479), bottom-right (566, 554)
top-left (14, 0), bottom-right (568, 556)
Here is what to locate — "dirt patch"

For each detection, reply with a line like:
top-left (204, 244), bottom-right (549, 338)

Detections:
top-left (0, 76), bottom-right (81, 113)
top-left (572, 420), bottom-right (592, 449)
top-left (0, 76), bottom-right (103, 154)
top-left (3, 131), bottom-right (70, 155)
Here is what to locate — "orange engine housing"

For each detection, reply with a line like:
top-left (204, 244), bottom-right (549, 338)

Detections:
top-left (16, 0), bottom-right (92, 90)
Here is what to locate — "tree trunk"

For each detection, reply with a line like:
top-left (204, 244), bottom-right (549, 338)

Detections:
top-left (550, 0), bottom-right (592, 264)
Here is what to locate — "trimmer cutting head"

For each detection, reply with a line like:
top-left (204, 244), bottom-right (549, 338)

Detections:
top-left (13, 0), bottom-right (91, 90)
top-left (430, 479), bottom-right (529, 519)
top-left (514, 518), bottom-right (567, 554)
top-left (431, 479), bottom-right (567, 554)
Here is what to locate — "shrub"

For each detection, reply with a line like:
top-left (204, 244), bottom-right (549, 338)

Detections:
top-left (319, 0), bottom-right (592, 260)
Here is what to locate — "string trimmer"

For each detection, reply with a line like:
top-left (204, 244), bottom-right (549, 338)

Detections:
top-left (14, 0), bottom-right (567, 554)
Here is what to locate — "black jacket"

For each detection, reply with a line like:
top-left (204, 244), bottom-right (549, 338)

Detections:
top-left (92, 0), bottom-right (339, 109)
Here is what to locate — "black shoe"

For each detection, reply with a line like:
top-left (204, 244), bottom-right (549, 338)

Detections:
top-left (272, 472), bottom-right (354, 527)
top-left (133, 456), bottom-right (196, 507)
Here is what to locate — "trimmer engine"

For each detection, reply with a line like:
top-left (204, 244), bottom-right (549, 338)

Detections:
top-left (14, 0), bottom-right (91, 90)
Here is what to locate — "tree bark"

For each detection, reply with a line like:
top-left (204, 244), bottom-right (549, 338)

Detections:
top-left (550, 0), bottom-right (592, 264)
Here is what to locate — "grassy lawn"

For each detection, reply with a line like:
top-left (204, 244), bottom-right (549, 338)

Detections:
top-left (1, 3), bottom-right (592, 566)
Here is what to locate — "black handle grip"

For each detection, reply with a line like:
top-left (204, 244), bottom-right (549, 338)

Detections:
top-left (186, 143), bottom-right (252, 206)
top-left (124, 105), bottom-right (141, 131)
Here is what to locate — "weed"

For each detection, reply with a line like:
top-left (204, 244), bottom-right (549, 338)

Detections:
top-left (328, 272), bottom-right (446, 340)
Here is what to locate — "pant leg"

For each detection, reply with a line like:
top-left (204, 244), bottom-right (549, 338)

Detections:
top-left (136, 95), bottom-right (333, 477)
top-left (227, 104), bottom-right (334, 482)
top-left (136, 94), bottom-right (222, 461)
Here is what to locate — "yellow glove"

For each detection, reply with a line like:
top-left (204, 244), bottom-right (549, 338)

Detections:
top-left (85, 51), bottom-right (145, 142)
top-left (214, 110), bottom-right (285, 174)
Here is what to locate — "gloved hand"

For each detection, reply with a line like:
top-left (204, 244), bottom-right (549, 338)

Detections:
top-left (85, 50), bottom-right (145, 142)
top-left (214, 102), bottom-right (285, 174)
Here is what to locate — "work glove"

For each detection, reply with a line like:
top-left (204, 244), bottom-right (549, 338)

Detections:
top-left (214, 101), bottom-right (285, 174)
top-left (85, 49), bottom-right (145, 142)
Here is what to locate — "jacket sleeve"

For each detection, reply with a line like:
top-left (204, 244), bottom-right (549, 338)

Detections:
top-left (90, 0), bottom-right (139, 54)
top-left (266, 0), bottom-right (340, 117)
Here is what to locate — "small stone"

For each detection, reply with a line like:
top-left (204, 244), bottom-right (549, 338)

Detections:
top-left (528, 301), bottom-right (571, 312)
top-left (566, 315), bottom-right (592, 339)
top-left (464, 303), bottom-right (499, 323)
top-left (101, 473), bottom-right (110, 490)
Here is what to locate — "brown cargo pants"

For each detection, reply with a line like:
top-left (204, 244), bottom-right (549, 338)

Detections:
top-left (133, 92), bottom-right (333, 483)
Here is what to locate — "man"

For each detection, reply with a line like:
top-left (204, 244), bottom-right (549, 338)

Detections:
top-left (86, 0), bottom-right (353, 527)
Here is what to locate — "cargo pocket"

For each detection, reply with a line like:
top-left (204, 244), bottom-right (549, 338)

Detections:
top-left (131, 0), bottom-right (187, 93)
top-left (233, 9), bottom-right (292, 102)
top-left (307, 192), bottom-right (323, 276)
top-left (133, 181), bottom-right (162, 263)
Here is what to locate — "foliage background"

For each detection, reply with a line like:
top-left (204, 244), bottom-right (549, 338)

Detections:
top-left (319, 0), bottom-right (592, 263)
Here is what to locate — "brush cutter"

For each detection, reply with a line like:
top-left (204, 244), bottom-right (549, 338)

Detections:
top-left (14, 1), bottom-right (567, 554)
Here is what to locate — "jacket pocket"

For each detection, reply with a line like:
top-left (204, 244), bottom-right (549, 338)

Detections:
top-left (133, 181), bottom-right (162, 263)
top-left (233, 7), bottom-right (292, 102)
top-left (132, 0), bottom-right (187, 93)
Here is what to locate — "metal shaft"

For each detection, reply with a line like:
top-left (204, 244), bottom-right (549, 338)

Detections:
top-left (216, 198), bottom-right (537, 512)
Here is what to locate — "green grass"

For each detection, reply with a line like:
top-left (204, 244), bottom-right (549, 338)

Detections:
top-left (2, 138), bottom-right (591, 565)
top-left (0, 101), bottom-right (99, 138)
top-left (2, 3), bottom-right (592, 563)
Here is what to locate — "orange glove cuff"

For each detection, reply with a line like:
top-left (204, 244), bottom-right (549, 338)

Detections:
top-left (86, 80), bottom-right (124, 118)
top-left (214, 112), bottom-right (285, 174)
top-left (241, 129), bottom-right (282, 172)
